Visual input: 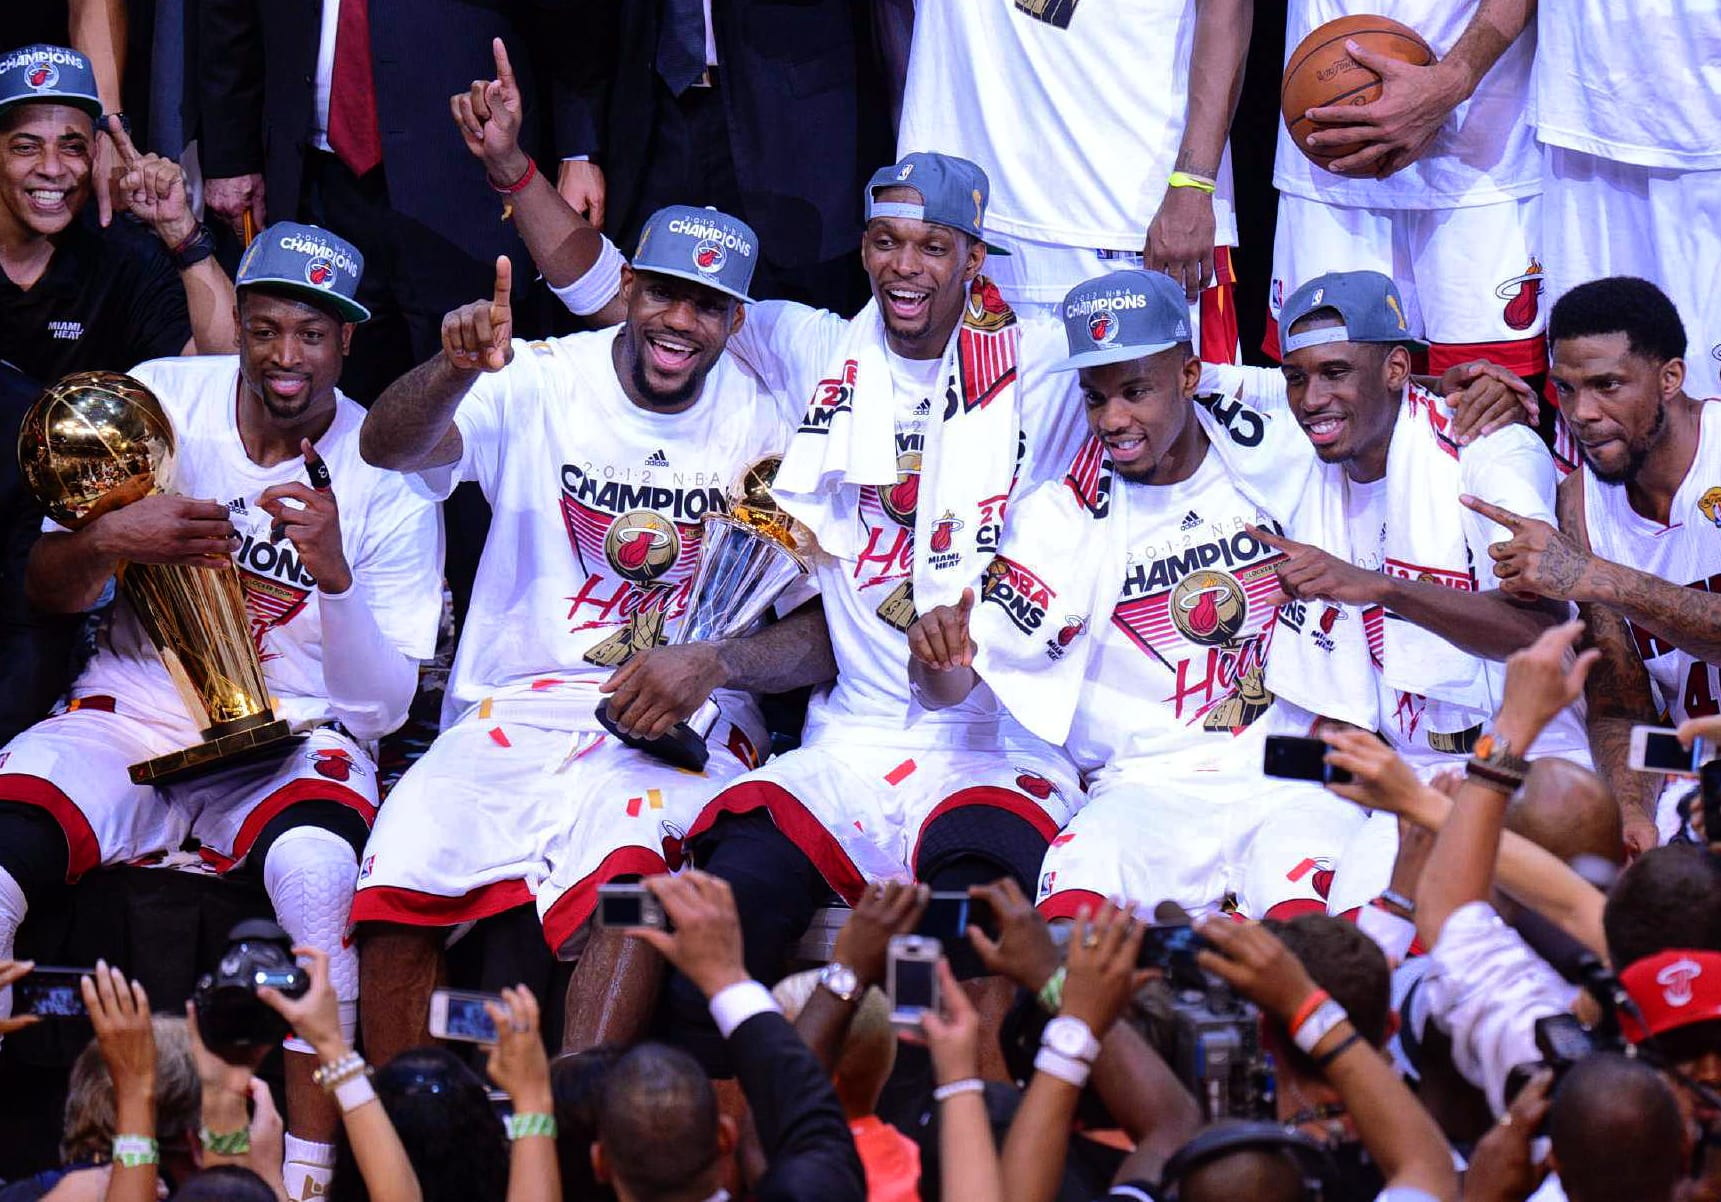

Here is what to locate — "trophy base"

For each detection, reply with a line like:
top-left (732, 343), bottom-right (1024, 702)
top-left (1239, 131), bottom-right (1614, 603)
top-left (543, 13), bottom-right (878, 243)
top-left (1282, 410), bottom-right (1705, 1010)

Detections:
top-left (129, 719), bottom-right (302, 786)
top-left (595, 702), bottom-right (710, 773)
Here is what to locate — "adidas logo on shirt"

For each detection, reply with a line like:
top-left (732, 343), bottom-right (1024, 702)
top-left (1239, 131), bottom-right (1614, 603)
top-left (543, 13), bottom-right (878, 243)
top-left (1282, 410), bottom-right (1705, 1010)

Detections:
top-left (913, 398), bottom-right (931, 416)
top-left (1179, 510), bottom-right (1201, 530)
top-left (645, 449), bottom-right (670, 467)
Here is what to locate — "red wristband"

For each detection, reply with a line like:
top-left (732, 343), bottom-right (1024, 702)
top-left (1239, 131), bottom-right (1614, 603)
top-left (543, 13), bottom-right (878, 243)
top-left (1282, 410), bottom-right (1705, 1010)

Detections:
top-left (489, 155), bottom-right (536, 195)
top-left (1289, 989), bottom-right (1332, 1036)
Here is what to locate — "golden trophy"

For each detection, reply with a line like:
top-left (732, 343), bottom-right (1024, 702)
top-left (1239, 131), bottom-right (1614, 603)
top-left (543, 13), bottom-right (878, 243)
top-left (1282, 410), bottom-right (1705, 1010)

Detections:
top-left (596, 457), bottom-right (814, 771)
top-left (19, 371), bottom-right (296, 785)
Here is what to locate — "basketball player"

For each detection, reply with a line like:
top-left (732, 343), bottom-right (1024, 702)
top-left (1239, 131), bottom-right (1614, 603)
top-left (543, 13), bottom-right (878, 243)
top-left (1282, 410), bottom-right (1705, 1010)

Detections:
top-left (0, 224), bottom-right (440, 1196)
top-left (895, 0), bottom-right (1250, 355)
top-left (911, 269), bottom-right (1366, 920)
top-left (1462, 278), bottom-right (1721, 855)
top-left (351, 205), bottom-right (823, 1065)
top-left (1270, 2), bottom-right (1545, 388)
top-left (1536, 4), bottom-right (1721, 400)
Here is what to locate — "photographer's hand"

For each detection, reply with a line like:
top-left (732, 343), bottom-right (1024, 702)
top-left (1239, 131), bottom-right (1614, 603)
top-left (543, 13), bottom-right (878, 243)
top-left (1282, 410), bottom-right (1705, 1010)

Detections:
top-left (0, 959), bottom-right (40, 1035)
top-left (628, 871), bottom-right (750, 999)
top-left (967, 877), bottom-right (1061, 993)
top-left (1463, 1070), bottom-right (1553, 1202)
top-left (257, 946), bottom-right (346, 1061)
top-left (1060, 903), bottom-right (1145, 1038)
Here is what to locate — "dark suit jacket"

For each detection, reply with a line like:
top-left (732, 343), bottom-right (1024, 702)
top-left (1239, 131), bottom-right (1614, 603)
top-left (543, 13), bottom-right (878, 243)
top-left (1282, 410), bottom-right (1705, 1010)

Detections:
top-left (197, 0), bottom-right (578, 260)
top-left (729, 1009), bottom-right (866, 1202)
top-left (566, 0), bottom-right (888, 269)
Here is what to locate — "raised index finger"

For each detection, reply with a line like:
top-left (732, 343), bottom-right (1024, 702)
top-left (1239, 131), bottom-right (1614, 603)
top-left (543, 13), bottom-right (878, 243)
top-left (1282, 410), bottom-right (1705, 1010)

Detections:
top-left (493, 255), bottom-right (513, 310)
top-left (1459, 493), bottom-right (1526, 531)
top-left (106, 115), bottom-right (142, 167)
top-left (492, 37), bottom-right (518, 94)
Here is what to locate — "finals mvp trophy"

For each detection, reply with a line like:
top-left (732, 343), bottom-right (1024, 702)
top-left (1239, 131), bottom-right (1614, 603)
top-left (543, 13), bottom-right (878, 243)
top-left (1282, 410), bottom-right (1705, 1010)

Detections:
top-left (596, 457), bottom-right (812, 771)
top-left (20, 371), bottom-right (296, 785)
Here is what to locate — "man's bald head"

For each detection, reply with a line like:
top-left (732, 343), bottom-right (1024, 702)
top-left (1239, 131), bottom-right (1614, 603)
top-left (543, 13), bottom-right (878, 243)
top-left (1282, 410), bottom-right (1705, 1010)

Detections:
top-left (1180, 1147), bottom-right (1307, 1202)
top-left (1548, 1053), bottom-right (1684, 1202)
top-left (1508, 758), bottom-right (1623, 866)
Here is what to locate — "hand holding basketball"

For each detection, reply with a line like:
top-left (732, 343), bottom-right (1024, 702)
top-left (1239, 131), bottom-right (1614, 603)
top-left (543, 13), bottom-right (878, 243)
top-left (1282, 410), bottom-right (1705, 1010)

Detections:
top-left (1281, 16), bottom-right (1437, 176)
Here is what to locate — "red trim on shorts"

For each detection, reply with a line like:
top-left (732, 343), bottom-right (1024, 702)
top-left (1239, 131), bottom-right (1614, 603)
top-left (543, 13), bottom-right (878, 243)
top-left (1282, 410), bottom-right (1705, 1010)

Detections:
top-left (1428, 335), bottom-right (1547, 380)
top-left (1262, 898), bottom-right (1329, 923)
top-left (686, 781), bottom-right (870, 904)
top-left (540, 844), bottom-right (668, 953)
top-left (1262, 309), bottom-right (1282, 363)
top-left (348, 877), bottom-right (534, 929)
top-left (908, 785), bottom-right (1061, 875)
top-left (1199, 247), bottom-right (1240, 366)
top-left (1037, 888), bottom-right (1109, 922)
top-left (0, 773), bottom-right (102, 881)
top-left (196, 778), bottom-right (378, 873)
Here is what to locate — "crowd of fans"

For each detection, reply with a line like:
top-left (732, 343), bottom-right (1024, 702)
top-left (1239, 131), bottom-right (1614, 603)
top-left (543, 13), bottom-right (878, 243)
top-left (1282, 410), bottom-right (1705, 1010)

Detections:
top-left (3, 1), bottom-right (1721, 1201)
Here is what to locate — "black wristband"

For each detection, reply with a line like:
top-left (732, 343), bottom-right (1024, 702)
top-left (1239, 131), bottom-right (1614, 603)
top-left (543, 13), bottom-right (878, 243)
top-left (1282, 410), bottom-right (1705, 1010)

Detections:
top-left (1314, 1030), bottom-right (1366, 1071)
top-left (169, 223), bottom-right (217, 271)
top-left (102, 111), bottom-right (131, 138)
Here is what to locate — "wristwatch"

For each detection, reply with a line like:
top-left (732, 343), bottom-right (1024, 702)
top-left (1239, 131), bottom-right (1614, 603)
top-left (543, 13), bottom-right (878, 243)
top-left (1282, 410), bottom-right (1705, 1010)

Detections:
top-left (817, 961), bottom-right (862, 1004)
top-left (1042, 1015), bottom-right (1101, 1063)
top-left (1467, 728), bottom-right (1530, 792)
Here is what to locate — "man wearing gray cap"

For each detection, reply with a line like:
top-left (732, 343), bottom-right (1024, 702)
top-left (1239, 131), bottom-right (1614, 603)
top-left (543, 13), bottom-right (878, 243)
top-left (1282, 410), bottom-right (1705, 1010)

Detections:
top-left (0, 221), bottom-right (441, 1194)
top-left (907, 269), bottom-right (1365, 919)
top-left (354, 206), bottom-right (828, 1065)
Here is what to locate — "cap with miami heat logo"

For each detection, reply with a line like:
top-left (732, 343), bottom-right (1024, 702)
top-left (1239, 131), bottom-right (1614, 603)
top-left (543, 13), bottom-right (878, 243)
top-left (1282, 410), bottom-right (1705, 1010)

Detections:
top-left (1618, 949), bottom-right (1721, 1045)
top-left (1279, 269), bottom-right (1428, 355)
top-left (632, 205), bottom-right (759, 304)
top-left (865, 151), bottom-right (1009, 253)
top-left (235, 221), bottom-right (371, 323)
top-left (0, 44), bottom-right (104, 124)
top-left (1050, 269), bottom-right (1191, 373)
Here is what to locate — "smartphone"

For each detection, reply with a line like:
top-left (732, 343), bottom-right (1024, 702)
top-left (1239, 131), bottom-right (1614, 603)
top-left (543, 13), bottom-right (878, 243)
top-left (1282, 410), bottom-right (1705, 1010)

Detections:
top-left (914, 892), bottom-right (998, 943)
top-left (1629, 725), bottom-right (1706, 776)
top-left (596, 882), bottom-right (667, 930)
top-left (428, 988), bottom-right (502, 1043)
top-left (13, 967), bottom-right (95, 1018)
top-left (1137, 924), bottom-right (1210, 972)
top-left (1701, 761), bottom-right (1721, 845)
top-left (886, 934), bottom-right (941, 1029)
top-left (1263, 735), bottom-right (1352, 785)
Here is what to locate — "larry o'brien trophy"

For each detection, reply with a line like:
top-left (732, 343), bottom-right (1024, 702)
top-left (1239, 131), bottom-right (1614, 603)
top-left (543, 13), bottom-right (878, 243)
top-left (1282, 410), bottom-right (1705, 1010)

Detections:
top-left (19, 371), bottom-right (297, 785)
top-left (597, 457), bottom-right (812, 771)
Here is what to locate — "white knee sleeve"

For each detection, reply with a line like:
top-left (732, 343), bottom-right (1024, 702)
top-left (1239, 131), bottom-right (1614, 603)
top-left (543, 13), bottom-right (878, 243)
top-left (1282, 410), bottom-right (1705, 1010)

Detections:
top-left (0, 867), bottom-right (24, 1022)
top-left (263, 826), bottom-right (359, 1050)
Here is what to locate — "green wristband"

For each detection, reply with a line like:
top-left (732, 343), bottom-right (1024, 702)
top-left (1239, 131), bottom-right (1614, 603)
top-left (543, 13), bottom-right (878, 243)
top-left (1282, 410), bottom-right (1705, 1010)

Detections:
top-left (111, 1135), bottom-right (159, 1168)
top-left (1037, 966), bottom-right (1067, 1014)
top-left (506, 1112), bottom-right (558, 1141)
top-left (201, 1125), bottom-right (252, 1156)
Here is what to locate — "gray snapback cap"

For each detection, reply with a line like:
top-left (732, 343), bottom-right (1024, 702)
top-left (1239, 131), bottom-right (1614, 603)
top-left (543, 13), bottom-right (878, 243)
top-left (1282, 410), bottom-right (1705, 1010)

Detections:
top-left (633, 205), bottom-right (759, 304)
top-left (236, 222), bottom-right (370, 323)
top-left (1279, 270), bottom-right (1427, 355)
top-left (1052, 269), bottom-right (1193, 372)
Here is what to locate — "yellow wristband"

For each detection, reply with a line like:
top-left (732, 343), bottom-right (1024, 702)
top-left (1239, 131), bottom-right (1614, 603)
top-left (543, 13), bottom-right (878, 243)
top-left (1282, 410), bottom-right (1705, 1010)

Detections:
top-left (1167, 171), bottom-right (1217, 193)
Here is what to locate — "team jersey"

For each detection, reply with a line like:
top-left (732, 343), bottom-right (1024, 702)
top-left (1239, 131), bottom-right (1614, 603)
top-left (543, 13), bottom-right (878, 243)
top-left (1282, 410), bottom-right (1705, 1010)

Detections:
top-left (727, 302), bottom-right (1081, 744)
top-left (897, 0), bottom-right (1238, 251)
top-left (1273, 0), bottom-right (1540, 210)
top-left (1535, 0), bottom-right (1721, 170)
top-left (423, 328), bottom-right (798, 724)
top-left (1581, 401), bottom-right (1721, 724)
top-left (67, 356), bottom-right (441, 731)
top-left (1065, 447), bottom-right (1286, 774)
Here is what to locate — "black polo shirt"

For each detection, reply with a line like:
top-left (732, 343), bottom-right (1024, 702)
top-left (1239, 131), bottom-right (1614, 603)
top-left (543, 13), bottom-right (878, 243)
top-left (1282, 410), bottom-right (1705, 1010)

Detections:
top-left (0, 210), bottom-right (192, 384)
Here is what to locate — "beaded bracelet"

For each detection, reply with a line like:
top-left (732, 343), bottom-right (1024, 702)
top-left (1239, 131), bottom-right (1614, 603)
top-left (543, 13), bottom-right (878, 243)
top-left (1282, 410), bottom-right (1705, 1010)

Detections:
top-left (111, 1135), bottom-right (159, 1168)
top-left (933, 1078), bottom-right (984, 1103)
top-left (200, 1126), bottom-right (252, 1156)
top-left (506, 1112), bottom-right (558, 1140)
top-left (313, 1050), bottom-right (369, 1092)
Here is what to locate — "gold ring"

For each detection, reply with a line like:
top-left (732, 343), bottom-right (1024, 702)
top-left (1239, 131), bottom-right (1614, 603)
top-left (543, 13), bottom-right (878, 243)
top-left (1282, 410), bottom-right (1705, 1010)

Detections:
top-left (1082, 932), bottom-right (1102, 950)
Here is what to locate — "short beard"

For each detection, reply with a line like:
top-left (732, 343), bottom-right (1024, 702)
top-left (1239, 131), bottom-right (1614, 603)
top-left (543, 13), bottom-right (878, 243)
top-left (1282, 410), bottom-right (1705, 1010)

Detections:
top-left (1582, 403), bottom-right (1666, 484)
top-left (628, 346), bottom-right (702, 410)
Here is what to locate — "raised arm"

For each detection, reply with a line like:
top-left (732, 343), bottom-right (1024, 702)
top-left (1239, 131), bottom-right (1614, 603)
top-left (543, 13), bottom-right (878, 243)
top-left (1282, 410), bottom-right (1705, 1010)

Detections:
top-left (484, 987), bottom-right (562, 1202)
top-left (791, 882), bottom-right (927, 1074)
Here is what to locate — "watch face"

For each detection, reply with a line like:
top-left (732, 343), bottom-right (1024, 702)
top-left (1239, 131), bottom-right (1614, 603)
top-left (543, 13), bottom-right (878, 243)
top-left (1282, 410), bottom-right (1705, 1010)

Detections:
top-left (1474, 734), bottom-right (1497, 759)
top-left (822, 965), bottom-right (858, 997)
top-left (1047, 1018), bottom-right (1087, 1057)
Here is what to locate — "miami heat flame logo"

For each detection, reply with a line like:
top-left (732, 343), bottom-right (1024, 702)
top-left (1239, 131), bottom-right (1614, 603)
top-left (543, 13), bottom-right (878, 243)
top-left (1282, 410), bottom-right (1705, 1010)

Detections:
top-left (1169, 570), bottom-right (1247, 646)
top-left (306, 257), bottom-right (336, 288)
top-left (308, 747), bottom-right (363, 783)
top-left (929, 510), bottom-right (963, 553)
top-left (964, 277), bottom-right (1012, 333)
top-left (1088, 310), bottom-right (1119, 347)
top-left (26, 59), bottom-right (58, 90)
top-left (1057, 615), bottom-right (1086, 646)
top-left (878, 450), bottom-right (922, 528)
top-left (693, 241), bottom-right (726, 275)
top-left (604, 510), bottom-right (681, 583)
top-left (1495, 259), bottom-right (1544, 332)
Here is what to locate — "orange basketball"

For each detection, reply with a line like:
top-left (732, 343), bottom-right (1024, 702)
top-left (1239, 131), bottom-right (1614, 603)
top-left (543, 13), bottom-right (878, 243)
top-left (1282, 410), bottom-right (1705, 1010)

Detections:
top-left (1281, 14), bottom-right (1434, 169)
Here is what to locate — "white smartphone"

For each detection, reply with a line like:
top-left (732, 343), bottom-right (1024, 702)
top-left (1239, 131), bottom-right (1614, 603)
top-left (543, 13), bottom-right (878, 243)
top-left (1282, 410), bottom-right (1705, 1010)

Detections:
top-left (886, 934), bottom-right (941, 1029)
top-left (428, 988), bottom-right (502, 1043)
top-left (1628, 725), bottom-right (1707, 776)
top-left (596, 882), bottom-right (667, 930)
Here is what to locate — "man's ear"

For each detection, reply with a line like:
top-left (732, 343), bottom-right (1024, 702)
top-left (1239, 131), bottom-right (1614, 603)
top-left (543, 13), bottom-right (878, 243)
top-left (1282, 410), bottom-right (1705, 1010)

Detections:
top-left (340, 322), bottom-right (356, 356)
top-left (1661, 355), bottom-right (1686, 403)
top-left (717, 1113), bottom-right (738, 1156)
top-left (1384, 344), bottom-right (1414, 389)
top-left (591, 1141), bottom-right (611, 1185)
top-left (618, 262), bottom-right (637, 310)
top-left (965, 235), bottom-right (987, 284)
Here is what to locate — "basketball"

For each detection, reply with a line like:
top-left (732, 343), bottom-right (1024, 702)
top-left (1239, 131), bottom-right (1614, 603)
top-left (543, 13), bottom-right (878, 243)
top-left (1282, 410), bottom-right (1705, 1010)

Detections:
top-left (1281, 14), bottom-right (1434, 169)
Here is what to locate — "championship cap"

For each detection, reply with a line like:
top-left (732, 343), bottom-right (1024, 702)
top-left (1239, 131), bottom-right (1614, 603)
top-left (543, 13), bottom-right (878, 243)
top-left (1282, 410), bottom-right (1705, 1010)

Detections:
top-left (1619, 950), bottom-right (1721, 1045)
top-left (1051, 269), bottom-right (1192, 372)
top-left (633, 205), bottom-right (758, 304)
top-left (1278, 269), bottom-right (1426, 355)
top-left (865, 152), bottom-right (1008, 253)
top-left (235, 222), bottom-right (370, 323)
top-left (0, 45), bottom-right (104, 124)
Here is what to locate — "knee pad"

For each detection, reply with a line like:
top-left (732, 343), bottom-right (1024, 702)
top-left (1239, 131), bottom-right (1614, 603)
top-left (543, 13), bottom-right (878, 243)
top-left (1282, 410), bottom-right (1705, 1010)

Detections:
top-left (263, 825), bottom-right (360, 1048)
top-left (0, 801), bottom-right (71, 895)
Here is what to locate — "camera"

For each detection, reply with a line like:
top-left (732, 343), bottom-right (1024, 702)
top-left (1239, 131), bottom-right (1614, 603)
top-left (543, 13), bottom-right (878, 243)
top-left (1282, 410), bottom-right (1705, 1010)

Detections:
top-left (596, 882), bottom-right (668, 930)
top-left (192, 919), bottom-right (308, 1062)
top-left (1166, 977), bottom-right (1273, 1121)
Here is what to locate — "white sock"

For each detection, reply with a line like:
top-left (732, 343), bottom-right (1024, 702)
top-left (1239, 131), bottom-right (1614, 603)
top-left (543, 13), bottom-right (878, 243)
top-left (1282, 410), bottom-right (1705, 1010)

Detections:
top-left (282, 1133), bottom-right (336, 1202)
top-left (0, 866), bottom-right (27, 1023)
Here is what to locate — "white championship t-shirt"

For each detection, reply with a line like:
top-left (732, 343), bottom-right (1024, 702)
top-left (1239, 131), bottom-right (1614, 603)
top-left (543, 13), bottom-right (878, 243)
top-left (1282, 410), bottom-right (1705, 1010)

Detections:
top-left (422, 328), bottom-right (798, 725)
top-left (1581, 401), bottom-right (1721, 724)
top-left (898, 0), bottom-right (1238, 251)
top-left (69, 355), bottom-right (442, 731)
top-left (1273, 0), bottom-right (1540, 209)
top-left (1535, 0), bottom-right (1721, 171)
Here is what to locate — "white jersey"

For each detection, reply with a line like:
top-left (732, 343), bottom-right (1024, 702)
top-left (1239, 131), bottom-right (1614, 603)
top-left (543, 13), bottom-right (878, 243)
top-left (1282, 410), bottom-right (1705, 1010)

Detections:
top-left (423, 328), bottom-right (798, 723)
top-left (898, 0), bottom-right (1237, 251)
top-left (1065, 447), bottom-right (1287, 776)
top-left (1581, 401), bottom-right (1721, 724)
top-left (1273, 0), bottom-right (1539, 210)
top-left (1535, 0), bottom-right (1721, 170)
top-left (69, 356), bottom-right (441, 730)
top-left (728, 302), bottom-right (1079, 747)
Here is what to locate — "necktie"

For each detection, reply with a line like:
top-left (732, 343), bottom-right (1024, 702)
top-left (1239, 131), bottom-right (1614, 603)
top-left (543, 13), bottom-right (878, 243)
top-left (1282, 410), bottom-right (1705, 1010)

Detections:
top-left (656, 0), bottom-right (707, 96)
top-left (328, 0), bottom-right (383, 177)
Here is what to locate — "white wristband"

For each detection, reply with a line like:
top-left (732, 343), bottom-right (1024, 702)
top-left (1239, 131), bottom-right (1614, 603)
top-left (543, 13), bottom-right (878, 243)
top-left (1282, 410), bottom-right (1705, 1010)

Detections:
top-left (549, 235), bottom-right (625, 316)
top-left (932, 1078), bottom-right (985, 1102)
top-left (1292, 999), bottom-right (1349, 1055)
top-left (1033, 1047), bottom-right (1092, 1089)
top-left (334, 1074), bottom-right (376, 1113)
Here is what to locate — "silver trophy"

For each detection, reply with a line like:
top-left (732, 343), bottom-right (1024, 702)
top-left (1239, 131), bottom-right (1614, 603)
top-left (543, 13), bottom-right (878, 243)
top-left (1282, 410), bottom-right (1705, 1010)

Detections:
top-left (596, 458), bottom-right (812, 770)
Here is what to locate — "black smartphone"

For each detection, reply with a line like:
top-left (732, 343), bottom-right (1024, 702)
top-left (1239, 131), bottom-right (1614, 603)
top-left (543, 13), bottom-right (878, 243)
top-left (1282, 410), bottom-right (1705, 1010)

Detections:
top-left (1263, 735), bottom-right (1352, 784)
top-left (915, 892), bottom-right (998, 942)
top-left (1702, 760), bottom-right (1721, 845)
top-left (14, 967), bottom-right (95, 1018)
